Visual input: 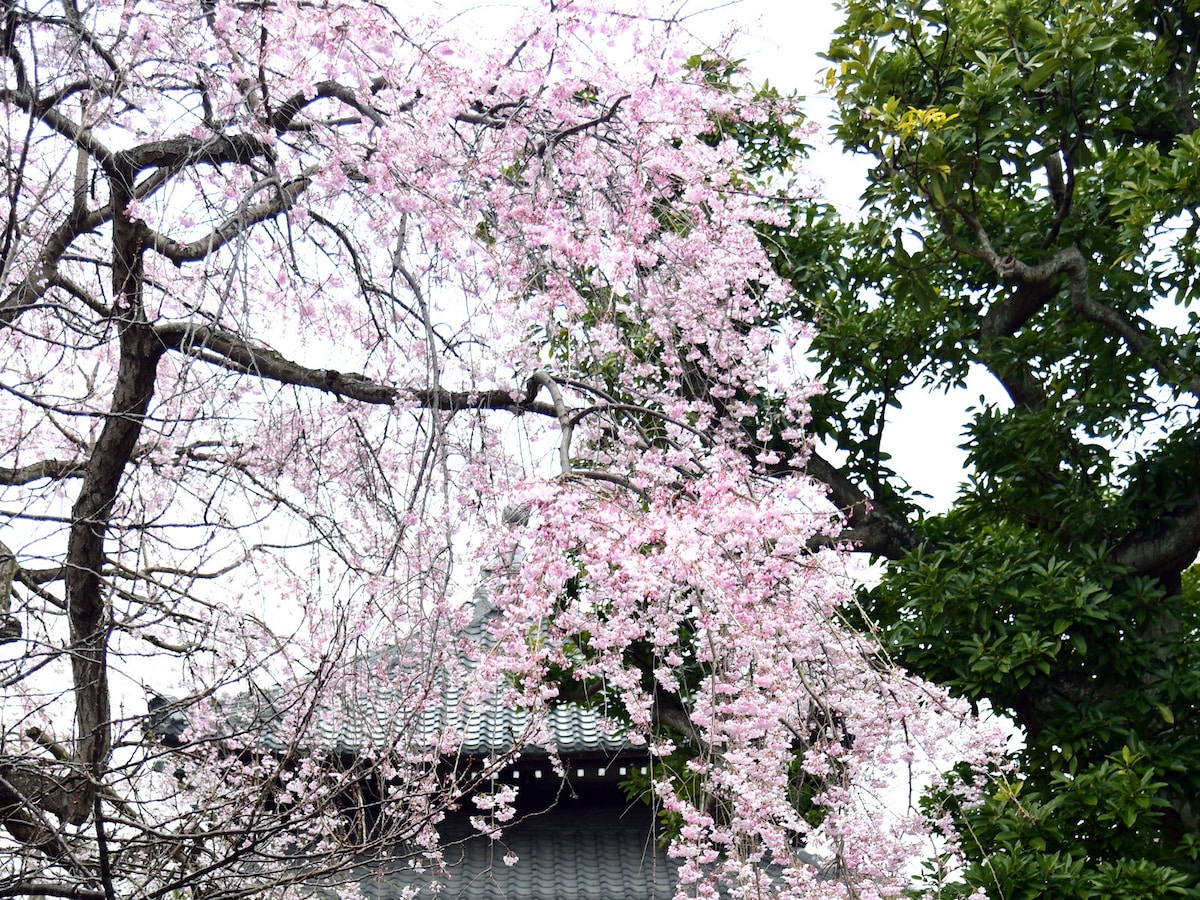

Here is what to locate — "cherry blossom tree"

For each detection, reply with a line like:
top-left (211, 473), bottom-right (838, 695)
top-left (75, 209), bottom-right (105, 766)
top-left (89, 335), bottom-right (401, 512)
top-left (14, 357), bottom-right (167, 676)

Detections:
top-left (0, 0), bottom-right (1004, 898)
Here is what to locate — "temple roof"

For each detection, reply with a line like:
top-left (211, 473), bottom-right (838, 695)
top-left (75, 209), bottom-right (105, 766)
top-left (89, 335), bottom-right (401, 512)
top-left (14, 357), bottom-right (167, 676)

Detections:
top-left (153, 589), bottom-right (830, 900)
top-left (211, 595), bottom-right (628, 760)
top-left (361, 802), bottom-right (680, 900)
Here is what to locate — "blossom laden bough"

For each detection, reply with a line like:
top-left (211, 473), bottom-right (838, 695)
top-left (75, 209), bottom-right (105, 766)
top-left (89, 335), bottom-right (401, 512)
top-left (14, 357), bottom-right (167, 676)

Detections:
top-left (478, 469), bottom-right (1007, 897)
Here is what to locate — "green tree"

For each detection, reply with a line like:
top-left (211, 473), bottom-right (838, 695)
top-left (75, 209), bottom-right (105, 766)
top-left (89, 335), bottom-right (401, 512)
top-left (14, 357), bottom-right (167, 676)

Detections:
top-left (763, 0), bottom-right (1200, 895)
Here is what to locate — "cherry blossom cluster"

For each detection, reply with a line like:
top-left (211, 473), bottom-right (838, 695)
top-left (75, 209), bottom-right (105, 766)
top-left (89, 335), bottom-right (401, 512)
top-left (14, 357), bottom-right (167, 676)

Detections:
top-left (473, 462), bottom-right (1005, 898)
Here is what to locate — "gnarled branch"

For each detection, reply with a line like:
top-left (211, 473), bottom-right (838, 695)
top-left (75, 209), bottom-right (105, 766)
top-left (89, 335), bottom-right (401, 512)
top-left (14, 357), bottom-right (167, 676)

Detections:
top-left (1113, 490), bottom-right (1200, 579)
top-left (804, 451), bottom-right (921, 559)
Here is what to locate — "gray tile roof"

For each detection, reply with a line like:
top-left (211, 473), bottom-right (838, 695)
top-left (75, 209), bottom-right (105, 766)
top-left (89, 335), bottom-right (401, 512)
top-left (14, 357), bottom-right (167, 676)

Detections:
top-left (214, 597), bottom-right (628, 759)
top-left (360, 804), bottom-right (680, 900)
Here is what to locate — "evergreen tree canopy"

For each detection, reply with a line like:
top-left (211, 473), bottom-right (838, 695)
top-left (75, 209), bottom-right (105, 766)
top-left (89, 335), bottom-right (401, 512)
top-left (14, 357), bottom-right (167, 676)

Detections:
top-left (767, 0), bottom-right (1200, 895)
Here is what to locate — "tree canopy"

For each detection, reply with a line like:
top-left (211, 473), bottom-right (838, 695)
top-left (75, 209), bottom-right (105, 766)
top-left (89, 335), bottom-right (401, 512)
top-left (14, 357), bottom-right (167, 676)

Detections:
top-left (767, 0), bottom-right (1200, 895)
top-left (0, 2), bottom-right (1005, 899)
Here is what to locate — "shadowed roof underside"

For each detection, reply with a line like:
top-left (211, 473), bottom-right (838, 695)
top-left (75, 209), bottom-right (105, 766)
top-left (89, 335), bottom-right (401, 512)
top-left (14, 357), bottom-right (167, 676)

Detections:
top-left (360, 805), bottom-right (680, 900)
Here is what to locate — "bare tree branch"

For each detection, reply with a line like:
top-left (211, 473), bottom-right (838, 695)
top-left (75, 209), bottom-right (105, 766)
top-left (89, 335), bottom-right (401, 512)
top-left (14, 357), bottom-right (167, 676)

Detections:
top-left (157, 321), bottom-right (573, 416)
top-left (0, 459), bottom-right (81, 485)
top-left (145, 176), bottom-right (310, 264)
top-left (271, 80), bottom-right (387, 130)
top-left (0, 883), bottom-right (107, 899)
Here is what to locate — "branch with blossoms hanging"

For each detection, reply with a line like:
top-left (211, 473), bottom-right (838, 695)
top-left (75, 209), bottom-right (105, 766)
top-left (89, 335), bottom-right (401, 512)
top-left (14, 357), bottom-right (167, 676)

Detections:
top-left (473, 460), bottom-right (1006, 898)
top-left (0, 0), bottom-right (1006, 898)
